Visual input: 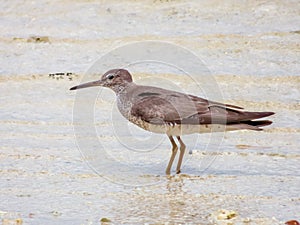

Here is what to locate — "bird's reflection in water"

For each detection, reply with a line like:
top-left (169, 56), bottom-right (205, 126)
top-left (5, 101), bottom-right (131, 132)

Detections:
top-left (164, 175), bottom-right (200, 223)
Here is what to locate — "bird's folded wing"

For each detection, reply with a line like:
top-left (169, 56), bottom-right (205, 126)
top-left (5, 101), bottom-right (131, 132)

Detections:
top-left (130, 95), bottom-right (232, 125)
top-left (130, 94), bottom-right (273, 125)
top-left (130, 95), bottom-right (201, 124)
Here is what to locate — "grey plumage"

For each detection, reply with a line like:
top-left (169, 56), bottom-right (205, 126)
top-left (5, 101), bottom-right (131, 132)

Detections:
top-left (70, 69), bottom-right (275, 174)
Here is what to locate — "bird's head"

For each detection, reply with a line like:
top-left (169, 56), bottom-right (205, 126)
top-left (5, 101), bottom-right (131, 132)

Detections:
top-left (70, 69), bottom-right (133, 92)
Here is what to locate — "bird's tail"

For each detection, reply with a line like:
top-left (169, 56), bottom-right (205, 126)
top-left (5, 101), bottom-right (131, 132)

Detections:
top-left (242, 120), bottom-right (273, 127)
top-left (227, 120), bottom-right (273, 131)
top-left (226, 111), bottom-right (274, 131)
top-left (241, 120), bottom-right (273, 130)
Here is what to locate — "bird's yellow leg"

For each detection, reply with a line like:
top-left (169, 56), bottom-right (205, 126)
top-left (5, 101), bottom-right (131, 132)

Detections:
top-left (176, 136), bottom-right (186, 174)
top-left (166, 136), bottom-right (178, 175)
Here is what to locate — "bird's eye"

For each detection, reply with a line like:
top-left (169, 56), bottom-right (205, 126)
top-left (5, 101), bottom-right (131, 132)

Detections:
top-left (108, 75), bottom-right (114, 80)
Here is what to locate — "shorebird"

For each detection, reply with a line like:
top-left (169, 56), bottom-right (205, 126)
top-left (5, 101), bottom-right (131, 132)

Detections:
top-left (70, 69), bottom-right (274, 175)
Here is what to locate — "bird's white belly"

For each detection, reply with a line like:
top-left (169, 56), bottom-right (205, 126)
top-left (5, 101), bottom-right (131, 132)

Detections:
top-left (129, 116), bottom-right (234, 136)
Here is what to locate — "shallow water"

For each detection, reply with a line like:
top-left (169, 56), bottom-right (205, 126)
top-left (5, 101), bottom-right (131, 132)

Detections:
top-left (1, 1), bottom-right (299, 224)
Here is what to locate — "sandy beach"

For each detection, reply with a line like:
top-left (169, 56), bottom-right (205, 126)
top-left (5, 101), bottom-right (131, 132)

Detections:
top-left (0, 1), bottom-right (299, 224)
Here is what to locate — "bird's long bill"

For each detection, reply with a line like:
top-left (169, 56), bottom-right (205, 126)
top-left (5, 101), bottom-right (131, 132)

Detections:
top-left (69, 80), bottom-right (102, 90)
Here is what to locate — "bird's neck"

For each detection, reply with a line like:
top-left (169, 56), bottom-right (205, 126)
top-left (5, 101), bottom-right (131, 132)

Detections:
top-left (113, 82), bottom-right (136, 96)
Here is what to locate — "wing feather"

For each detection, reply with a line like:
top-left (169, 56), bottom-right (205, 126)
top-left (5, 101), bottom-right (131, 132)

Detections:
top-left (130, 87), bottom-right (273, 125)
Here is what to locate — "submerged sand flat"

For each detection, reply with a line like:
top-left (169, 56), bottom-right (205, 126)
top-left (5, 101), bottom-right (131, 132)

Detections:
top-left (0, 1), bottom-right (299, 224)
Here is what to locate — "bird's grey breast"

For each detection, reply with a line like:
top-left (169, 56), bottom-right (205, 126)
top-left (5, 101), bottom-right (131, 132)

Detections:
top-left (116, 85), bottom-right (164, 123)
top-left (116, 93), bottom-right (133, 120)
top-left (115, 83), bottom-right (144, 119)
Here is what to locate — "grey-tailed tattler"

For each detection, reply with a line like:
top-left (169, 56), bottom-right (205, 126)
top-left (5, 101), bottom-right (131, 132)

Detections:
top-left (70, 69), bottom-right (274, 175)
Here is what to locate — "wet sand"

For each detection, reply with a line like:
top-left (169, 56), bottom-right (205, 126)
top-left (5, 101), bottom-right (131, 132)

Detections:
top-left (1, 1), bottom-right (299, 224)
